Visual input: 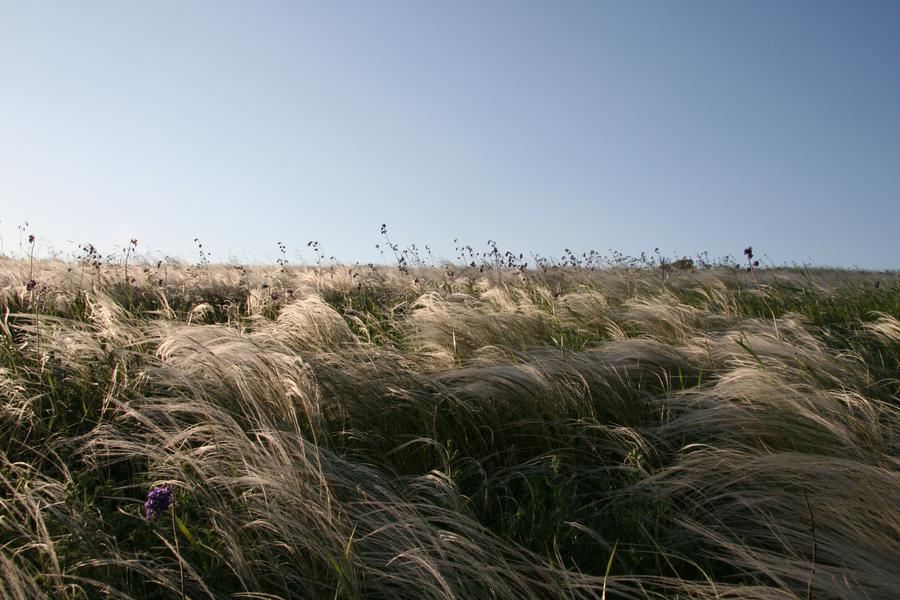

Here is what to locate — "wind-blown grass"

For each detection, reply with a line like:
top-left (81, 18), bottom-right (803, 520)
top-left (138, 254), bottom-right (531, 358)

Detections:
top-left (0, 256), bottom-right (898, 598)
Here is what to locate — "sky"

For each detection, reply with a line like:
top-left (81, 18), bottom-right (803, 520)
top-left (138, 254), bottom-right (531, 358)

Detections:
top-left (1, 1), bottom-right (898, 269)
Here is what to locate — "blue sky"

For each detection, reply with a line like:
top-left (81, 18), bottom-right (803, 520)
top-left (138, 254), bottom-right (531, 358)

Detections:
top-left (1, 1), bottom-right (898, 268)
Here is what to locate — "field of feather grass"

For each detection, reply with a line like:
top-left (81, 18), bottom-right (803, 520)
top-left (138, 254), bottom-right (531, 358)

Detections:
top-left (1, 254), bottom-right (899, 599)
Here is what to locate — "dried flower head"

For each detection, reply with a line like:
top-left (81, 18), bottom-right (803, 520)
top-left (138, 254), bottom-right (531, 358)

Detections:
top-left (26, 279), bottom-right (37, 292)
top-left (744, 247), bottom-right (753, 259)
top-left (143, 484), bottom-right (174, 519)
top-left (28, 234), bottom-right (35, 244)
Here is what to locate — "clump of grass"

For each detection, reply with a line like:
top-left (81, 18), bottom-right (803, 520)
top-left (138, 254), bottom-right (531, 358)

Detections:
top-left (0, 244), bottom-right (897, 599)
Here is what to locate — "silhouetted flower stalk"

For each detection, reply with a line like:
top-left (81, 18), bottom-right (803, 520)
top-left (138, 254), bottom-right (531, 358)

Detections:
top-left (194, 238), bottom-right (212, 284)
top-left (308, 240), bottom-right (324, 293)
top-left (25, 231), bottom-right (42, 355)
top-left (76, 243), bottom-right (101, 288)
top-left (17, 221), bottom-right (29, 259)
top-left (125, 238), bottom-right (138, 308)
top-left (744, 246), bottom-right (761, 288)
top-left (276, 241), bottom-right (289, 273)
top-left (27, 233), bottom-right (35, 280)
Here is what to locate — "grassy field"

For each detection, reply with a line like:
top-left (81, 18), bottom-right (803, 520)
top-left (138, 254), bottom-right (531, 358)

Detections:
top-left (1, 255), bottom-right (898, 599)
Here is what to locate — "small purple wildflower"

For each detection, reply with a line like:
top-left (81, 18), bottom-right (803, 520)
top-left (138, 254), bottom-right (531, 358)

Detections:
top-left (144, 484), bottom-right (174, 519)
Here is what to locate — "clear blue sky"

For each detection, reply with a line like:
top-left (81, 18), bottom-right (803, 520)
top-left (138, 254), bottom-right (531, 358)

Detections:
top-left (1, 1), bottom-right (898, 268)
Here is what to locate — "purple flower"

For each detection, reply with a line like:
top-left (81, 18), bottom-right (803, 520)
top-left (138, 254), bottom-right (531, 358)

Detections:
top-left (26, 279), bottom-right (37, 292)
top-left (143, 484), bottom-right (174, 519)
